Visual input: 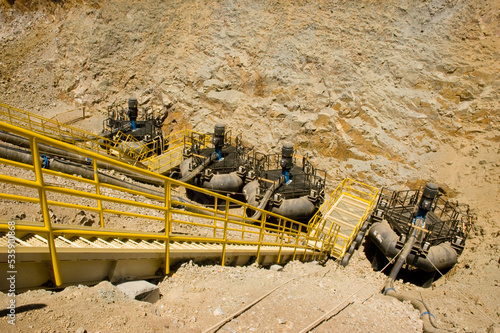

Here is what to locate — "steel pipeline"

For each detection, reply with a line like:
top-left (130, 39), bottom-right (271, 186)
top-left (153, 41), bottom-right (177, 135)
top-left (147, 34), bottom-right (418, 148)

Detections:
top-left (0, 130), bottom-right (159, 185)
top-left (179, 155), bottom-right (217, 184)
top-left (243, 179), bottom-right (283, 221)
top-left (378, 219), bottom-right (448, 333)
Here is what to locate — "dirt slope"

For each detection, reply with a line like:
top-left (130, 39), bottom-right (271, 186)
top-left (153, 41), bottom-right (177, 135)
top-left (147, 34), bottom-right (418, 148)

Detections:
top-left (0, 0), bottom-right (498, 332)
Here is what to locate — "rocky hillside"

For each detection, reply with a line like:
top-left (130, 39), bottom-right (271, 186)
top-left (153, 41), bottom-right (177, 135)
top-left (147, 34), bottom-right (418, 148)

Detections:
top-left (0, 0), bottom-right (498, 186)
top-left (0, 0), bottom-right (499, 331)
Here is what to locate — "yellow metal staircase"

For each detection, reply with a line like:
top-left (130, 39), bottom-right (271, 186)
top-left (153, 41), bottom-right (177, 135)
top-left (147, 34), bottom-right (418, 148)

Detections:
top-left (0, 120), bottom-right (338, 291)
top-left (2, 225), bottom-right (314, 291)
top-left (0, 114), bottom-right (379, 291)
top-left (308, 178), bottom-right (379, 259)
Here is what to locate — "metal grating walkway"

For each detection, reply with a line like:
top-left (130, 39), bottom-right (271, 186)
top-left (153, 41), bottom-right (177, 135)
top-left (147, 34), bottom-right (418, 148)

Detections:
top-left (324, 194), bottom-right (371, 258)
top-left (308, 179), bottom-right (379, 259)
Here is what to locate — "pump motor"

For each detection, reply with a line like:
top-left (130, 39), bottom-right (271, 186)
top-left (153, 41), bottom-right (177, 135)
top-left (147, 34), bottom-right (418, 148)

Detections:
top-left (420, 182), bottom-right (438, 212)
top-left (280, 142), bottom-right (294, 171)
top-left (212, 124), bottom-right (225, 148)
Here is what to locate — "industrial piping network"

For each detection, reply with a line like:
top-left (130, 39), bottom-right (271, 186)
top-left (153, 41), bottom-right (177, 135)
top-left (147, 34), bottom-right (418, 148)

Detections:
top-left (177, 123), bottom-right (326, 224)
top-left (0, 103), bottom-right (377, 235)
top-left (0, 103), bottom-right (487, 331)
top-left (0, 118), bottom-right (379, 292)
top-left (380, 183), bottom-right (449, 333)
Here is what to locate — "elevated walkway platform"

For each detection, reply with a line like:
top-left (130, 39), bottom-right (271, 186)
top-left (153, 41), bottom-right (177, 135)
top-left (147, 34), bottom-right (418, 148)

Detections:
top-left (308, 178), bottom-right (379, 260)
top-left (144, 143), bottom-right (184, 174)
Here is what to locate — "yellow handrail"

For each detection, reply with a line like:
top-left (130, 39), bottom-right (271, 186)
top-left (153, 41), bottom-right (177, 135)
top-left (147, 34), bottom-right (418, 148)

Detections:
top-left (308, 178), bottom-right (379, 259)
top-left (0, 120), bottom-right (338, 286)
top-left (0, 103), bottom-right (206, 170)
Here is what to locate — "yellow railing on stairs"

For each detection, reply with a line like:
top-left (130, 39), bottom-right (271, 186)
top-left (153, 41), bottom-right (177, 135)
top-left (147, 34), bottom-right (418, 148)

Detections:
top-left (308, 178), bottom-right (379, 259)
top-left (0, 120), bottom-right (338, 287)
top-left (142, 128), bottom-right (211, 173)
top-left (0, 102), bottom-right (116, 155)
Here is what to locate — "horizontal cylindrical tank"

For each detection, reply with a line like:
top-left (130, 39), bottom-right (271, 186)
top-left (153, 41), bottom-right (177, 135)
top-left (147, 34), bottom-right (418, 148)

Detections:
top-left (243, 180), bottom-right (316, 223)
top-left (271, 196), bottom-right (316, 222)
top-left (180, 157), bottom-right (243, 190)
top-left (203, 172), bottom-right (243, 193)
top-left (367, 220), bottom-right (458, 272)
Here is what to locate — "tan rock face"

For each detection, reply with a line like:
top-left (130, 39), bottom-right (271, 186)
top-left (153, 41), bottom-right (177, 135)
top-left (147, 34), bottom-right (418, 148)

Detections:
top-left (0, 0), bottom-right (498, 331)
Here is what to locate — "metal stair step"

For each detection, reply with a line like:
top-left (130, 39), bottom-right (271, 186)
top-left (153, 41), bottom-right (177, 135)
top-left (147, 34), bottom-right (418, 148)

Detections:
top-left (341, 195), bottom-right (370, 209)
top-left (325, 215), bottom-right (355, 229)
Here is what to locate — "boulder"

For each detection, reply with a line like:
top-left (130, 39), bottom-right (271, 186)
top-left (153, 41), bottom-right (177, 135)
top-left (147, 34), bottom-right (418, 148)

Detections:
top-left (116, 280), bottom-right (160, 303)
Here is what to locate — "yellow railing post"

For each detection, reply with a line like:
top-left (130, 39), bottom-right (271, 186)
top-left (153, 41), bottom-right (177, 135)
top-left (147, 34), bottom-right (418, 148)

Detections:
top-left (28, 113), bottom-right (33, 132)
top-left (300, 237), bottom-right (307, 261)
top-left (277, 218), bottom-right (285, 264)
top-left (31, 137), bottom-right (63, 286)
top-left (274, 221), bottom-right (280, 243)
top-left (255, 211), bottom-right (266, 265)
top-left (292, 229), bottom-right (300, 261)
top-left (213, 197), bottom-right (218, 238)
top-left (221, 197), bottom-right (230, 266)
top-left (318, 226), bottom-right (334, 261)
top-left (92, 159), bottom-right (105, 228)
top-left (164, 179), bottom-right (171, 274)
top-left (241, 208), bottom-right (247, 240)
top-left (166, 181), bottom-right (173, 234)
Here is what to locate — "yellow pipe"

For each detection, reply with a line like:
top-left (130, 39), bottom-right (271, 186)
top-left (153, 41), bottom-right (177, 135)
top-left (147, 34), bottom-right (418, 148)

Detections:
top-left (53, 228), bottom-right (171, 241)
top-left (44, 185), bottom-right (167, 211)
top-left (99, 183), bottom-right (164, 201)
top-left (0, 192), bottom-right (39, 204)
top-left (0, 224), bottom-right (47, 232)
top-left (169, 218), bottom-right (219, 232)
top-left (168, 209), bottom-right (222, 223)
top-left (0, 157), bottom-right (35, 171)
top-left (101, 209), bottom-right (165, 221)
top-left (47, 200), bottom-right (99, 212)
top-left (42, 168), bottom-right (97, 185)
top-left (0, 173), bottom-right (40, 189)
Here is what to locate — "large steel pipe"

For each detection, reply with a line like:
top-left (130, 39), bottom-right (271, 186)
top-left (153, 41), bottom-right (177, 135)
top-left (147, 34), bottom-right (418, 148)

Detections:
top-left (0, 144), bottom-right (163, 198)
top-left (0, 130), bottom-right (159, 185)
